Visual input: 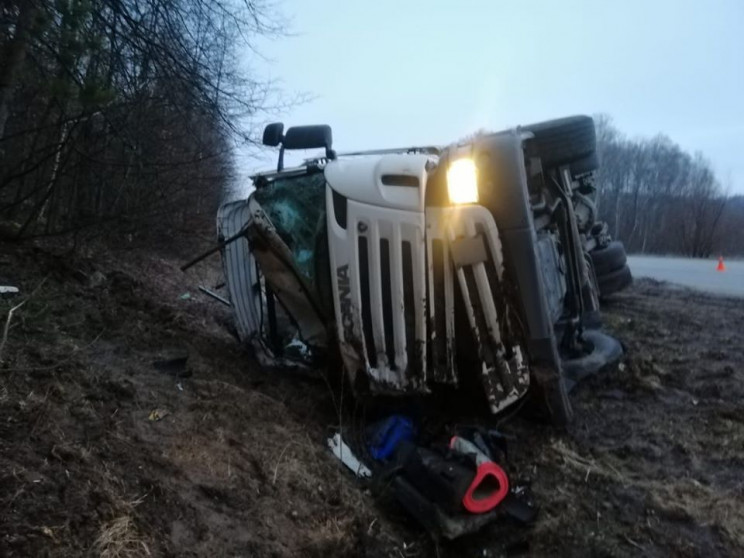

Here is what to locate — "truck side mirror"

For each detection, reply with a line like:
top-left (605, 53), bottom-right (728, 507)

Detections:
top-left (263, 123), bottom-right (334, 172)
top-left (262, 122), bottom-right (284, 146)
top-left (283, 125), bottom-right (333, 152)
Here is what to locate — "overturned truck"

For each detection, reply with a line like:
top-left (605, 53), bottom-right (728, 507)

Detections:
top-left (218, 116), bottom-right (630, 426)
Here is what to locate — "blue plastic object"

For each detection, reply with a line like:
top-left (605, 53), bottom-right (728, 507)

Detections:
top-left (368, 415), bottom-right (416, 460)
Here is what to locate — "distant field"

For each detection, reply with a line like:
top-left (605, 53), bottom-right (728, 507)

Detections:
top-left (628, 255), bottom-right (744, 297)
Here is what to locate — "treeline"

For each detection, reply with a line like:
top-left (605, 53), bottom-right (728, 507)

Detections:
top-left (594, 115), bottom-right (741, 257)
top-left (0, 0), bottom-right (281, 249)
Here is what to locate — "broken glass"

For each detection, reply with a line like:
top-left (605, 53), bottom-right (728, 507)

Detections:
top-left (252, 171), bottom-right (327, 291)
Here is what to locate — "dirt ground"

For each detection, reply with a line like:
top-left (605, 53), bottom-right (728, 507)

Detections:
top-left (1, 241), bottom-right (743, 557)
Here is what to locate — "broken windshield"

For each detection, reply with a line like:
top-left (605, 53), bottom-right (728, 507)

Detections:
top-left (252, 171), bottom-right (327, 290)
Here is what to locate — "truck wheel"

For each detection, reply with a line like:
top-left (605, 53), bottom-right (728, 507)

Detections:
top-left (590, 240), bottom-right (627, 276)
top-left (570, 151), bottom-right (599, 177)
top-left (598, 264), bottom-right (633, 298)
top-left (522, 115), bottom-right (596, 168)
top-left (562, 330), bottom-right (624, 389)
top-left (588, 222), bottom-right (611, 250)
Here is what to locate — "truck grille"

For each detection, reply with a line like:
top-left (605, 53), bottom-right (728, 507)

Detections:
top-left (429, 237), bottom-right (456, 383)
top-left (335, 199), bottom-right (427, 390)
top-left (330, 195), bottom-right (529, 410)
top-left (425, 205), bottom-right (530, 412)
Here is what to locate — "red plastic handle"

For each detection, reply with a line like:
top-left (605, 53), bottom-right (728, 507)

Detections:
top-left (461, 461), bottom-right (510, 514)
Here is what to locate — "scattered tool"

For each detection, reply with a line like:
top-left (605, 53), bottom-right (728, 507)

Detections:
top-left (180, 226), bottom-right (249, 272)
top-left (198, 285), bottom-right (231, 306)
top-left (0, 286), bottom-right (19, 297)
top-left (367, 415), bottom-right (416, 461)
top-left (449, 436), bottom-right (510, 514)
top-left (323, 419), bottom-right (535, 540)
top-left (148, 409), bottom-right (170, 421)
top-left (386, 427), bottom-right (536, 539)
top-left (328, 433), bottom-right (372, 478)
top-left (396, 441), bottom-right (477, 514)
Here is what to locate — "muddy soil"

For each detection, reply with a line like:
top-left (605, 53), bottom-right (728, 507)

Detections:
top-left (1, 242), bottom-right (742, 557)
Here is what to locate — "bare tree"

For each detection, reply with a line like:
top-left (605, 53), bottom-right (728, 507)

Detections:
top-left (0, 1), bottom-right (38, 139)
top-left (594, 115), bottom-right (731, 257)
top-left (0, 0), bottom-right (289, 250)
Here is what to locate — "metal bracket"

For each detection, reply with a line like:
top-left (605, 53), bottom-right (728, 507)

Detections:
top-left (450, 235), bottom-right (488, 268)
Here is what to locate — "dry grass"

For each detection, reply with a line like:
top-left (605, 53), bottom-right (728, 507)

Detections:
top-left (89, 471), bottom-right (150, 558)
top-left (651, 480), bottom-right (744, 546)
top-left (92, 515), bottom-right (149, 558)
top-left (304, 515), bottom-right (358, 555)
top-left (549, 438), bottom-right (744, 546)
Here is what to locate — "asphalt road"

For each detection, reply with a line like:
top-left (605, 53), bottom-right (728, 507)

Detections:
top-left (627, 255), bottom-right (744, 297)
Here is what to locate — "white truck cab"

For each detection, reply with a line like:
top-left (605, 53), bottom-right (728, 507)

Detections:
top-left (217, 120), bottom-right (625, 425)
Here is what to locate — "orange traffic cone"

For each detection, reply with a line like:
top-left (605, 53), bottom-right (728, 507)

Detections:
top-left (717, 256), bottom-right (726, 272)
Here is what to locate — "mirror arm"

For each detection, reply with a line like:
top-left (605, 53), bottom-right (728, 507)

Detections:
top-left (278, 146), bottom-right (285, 172)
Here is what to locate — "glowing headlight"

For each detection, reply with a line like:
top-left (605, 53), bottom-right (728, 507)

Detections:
top-left (446, 158), bottom-right (478, 204)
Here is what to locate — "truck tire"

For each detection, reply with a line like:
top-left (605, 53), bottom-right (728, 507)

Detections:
top-left (562, 330), bottom-right (624, 390)
top-left (590, 240), bottom-right (627, 276)
top-left (570, 151), bottom-right (599, 177)
top-left (598, 264), bottom-right (633, 298)
top-left (522, 115), bottom-right (596, 168)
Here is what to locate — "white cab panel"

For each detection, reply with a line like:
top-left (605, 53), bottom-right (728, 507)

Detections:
top-left (324, 154), bottom-right (436, 211)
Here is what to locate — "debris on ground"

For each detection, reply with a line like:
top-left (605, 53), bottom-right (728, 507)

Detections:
top-left (148, 409), bottom-right (170, 422)
top-left (197, 286), bottom-right (231, 306)
top-left (328, 433), bottom-right (372, 479)
top-left (367, 415), bottom-right (416, 461)
top-left (88, 271), bottom-right (107, 289)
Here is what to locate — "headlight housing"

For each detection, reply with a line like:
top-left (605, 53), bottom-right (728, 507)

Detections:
top-left (446, 158), bottom-right (478, 204)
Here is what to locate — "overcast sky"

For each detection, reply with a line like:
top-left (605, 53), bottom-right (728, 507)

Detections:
top-left (248, 0), bottom-right (743, 193)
